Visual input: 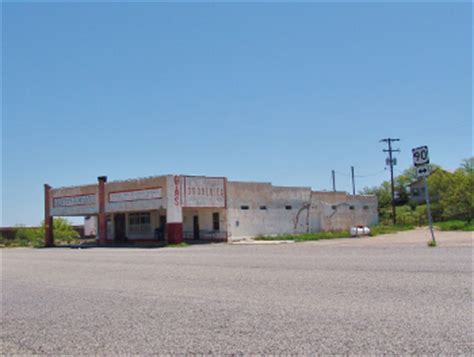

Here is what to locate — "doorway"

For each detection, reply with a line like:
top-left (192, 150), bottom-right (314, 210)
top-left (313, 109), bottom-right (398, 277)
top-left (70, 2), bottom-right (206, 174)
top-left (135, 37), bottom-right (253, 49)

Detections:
top-left (159, 215), bottom-right (167, 240)
top-left (193, 215), bottom-right (200, 240)
top-left (114, 213), bottom-right (126, 242)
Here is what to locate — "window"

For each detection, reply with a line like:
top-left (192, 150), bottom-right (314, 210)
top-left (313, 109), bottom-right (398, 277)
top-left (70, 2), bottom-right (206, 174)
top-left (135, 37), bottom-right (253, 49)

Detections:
top-left (128, 212), bottom-right (151, 234)
top-left (331, 205), bottom-right (337, 210)
top-left (241, 205), bottom-right (249, 210)
top-left (412, 188), bottom-right (420, 197)
top-left (260, 205), bottom-right (267, 210)
top-left (363, 205), bottom-right (369, 210)
top-left (213, 212), bottom-right (220, 231)
top-left (285, 205), bottom-right (292, 210)
top-left (349, 205), bottom-right (355, 210)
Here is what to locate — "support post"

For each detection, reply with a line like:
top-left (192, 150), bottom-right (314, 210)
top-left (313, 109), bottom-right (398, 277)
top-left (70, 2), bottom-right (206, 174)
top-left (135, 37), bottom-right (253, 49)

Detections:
top-left (98, 176), bottom-right (107, 246)
top-left (332, 170), bottom-right (336, 192)
top-left (424, 176), bottom-right (436, 244)
top-left (44, 184), bottom-right (54, 247)
top-left (351, 166), bottom-right (356, 195)
top-left (166, 175), bottom-right (183, 244)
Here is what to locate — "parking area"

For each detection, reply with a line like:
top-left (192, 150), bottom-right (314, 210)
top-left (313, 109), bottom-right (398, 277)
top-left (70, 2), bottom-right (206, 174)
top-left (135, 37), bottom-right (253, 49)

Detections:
top-left (1, 230), bottom-right (472, 355)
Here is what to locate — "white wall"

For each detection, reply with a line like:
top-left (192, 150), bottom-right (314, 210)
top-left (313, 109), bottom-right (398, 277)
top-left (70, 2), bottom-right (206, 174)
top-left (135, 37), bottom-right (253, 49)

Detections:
top-left (226, 181), bottom-right (378, 241)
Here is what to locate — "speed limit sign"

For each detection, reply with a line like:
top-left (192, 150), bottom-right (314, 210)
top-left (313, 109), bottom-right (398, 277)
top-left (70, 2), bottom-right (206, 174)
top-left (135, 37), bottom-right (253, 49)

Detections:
top-left (412, 146), bottom-right (430, 167)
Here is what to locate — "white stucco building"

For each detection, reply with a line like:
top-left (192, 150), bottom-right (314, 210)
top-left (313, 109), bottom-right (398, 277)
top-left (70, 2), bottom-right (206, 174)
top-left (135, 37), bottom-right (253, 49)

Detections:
top-left (43, 174), bottom-right (378, 246)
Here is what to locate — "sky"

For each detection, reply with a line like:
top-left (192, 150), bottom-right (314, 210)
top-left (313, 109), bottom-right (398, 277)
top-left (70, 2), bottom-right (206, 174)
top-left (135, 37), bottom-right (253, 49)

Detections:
top-left (2, 1), bottom-right (472, 226)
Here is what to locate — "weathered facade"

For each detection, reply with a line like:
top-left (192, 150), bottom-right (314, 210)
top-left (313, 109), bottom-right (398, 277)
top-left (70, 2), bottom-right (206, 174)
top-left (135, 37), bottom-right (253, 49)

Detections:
top-left (44, 175), bottom-right (378, 246)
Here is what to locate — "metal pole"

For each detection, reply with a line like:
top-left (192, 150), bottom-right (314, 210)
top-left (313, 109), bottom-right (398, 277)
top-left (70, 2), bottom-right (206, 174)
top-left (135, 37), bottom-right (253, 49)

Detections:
top-left (424, 176), bottom-right (436, 244)
top-left (332, 170), bottom-right (336, 192)
top-left (351, 166), bottom-right (355, 195)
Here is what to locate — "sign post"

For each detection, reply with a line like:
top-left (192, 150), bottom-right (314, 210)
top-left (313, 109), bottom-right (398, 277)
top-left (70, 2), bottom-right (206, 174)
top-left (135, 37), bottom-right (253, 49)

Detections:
top-left (412, 146), bottom-right (436, 245)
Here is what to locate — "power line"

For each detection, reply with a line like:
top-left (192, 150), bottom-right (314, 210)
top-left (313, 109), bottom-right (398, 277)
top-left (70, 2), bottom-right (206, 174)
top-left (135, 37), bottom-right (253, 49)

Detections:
top-left (334, 168), bottom-right (386, 178)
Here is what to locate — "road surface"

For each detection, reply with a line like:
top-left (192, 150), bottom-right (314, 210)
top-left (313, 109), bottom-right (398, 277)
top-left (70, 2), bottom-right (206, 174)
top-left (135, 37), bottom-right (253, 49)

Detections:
top-left (1, 229), bottom-right (472, 355)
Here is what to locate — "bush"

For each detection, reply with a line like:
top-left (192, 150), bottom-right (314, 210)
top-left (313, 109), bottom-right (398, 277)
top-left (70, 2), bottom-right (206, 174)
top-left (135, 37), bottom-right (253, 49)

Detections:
top-left (435, 220), bottom-right (474, 231)
top-left (7, 218), bottom-right (80, 248)
top-left (256, 230), bottom-right (351, 241)
top-left (14, 226), bottom-right (44, 247)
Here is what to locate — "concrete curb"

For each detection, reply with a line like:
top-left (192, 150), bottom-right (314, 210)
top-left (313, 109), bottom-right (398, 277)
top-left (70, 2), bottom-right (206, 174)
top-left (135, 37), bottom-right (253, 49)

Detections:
top-left (230, 240), bottom-right (296, 245)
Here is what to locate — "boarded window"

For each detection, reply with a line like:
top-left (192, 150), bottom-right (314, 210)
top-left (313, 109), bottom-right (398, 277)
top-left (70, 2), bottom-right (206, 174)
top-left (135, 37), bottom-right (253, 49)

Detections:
top-left (128, 212), bottom-right (151, 234)
top-left (213, 212), bottom-right (220, 231)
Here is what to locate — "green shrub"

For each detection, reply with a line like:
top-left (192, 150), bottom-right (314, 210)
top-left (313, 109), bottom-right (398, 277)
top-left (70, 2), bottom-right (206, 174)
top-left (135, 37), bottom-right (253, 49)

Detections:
top-left (14, 226), bottom-right (43, 247)
top-left (256, 230), bottom-right (351, 241)
top-left (7, 218), bottom-right (80, 248)
top-left (435, 220), bottom-right (474, 231)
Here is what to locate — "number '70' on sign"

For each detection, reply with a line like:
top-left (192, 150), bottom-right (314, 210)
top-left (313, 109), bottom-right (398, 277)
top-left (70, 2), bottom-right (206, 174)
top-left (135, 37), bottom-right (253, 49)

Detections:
top-left (412, 146), bottom-right (430, 167)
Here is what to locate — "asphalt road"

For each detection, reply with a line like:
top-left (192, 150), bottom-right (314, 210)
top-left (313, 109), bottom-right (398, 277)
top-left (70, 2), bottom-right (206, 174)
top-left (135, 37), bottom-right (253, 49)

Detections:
top-left (1, 230), bottom-right (472, 355)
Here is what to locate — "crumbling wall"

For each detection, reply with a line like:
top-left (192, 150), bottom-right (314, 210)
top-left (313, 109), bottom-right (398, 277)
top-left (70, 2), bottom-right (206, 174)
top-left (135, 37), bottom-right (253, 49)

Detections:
top-left (227, 182), bottom-right (378, 241)
top-left (310, 192), bottom-right (378, 232)
top-left (226, 181), bottom-right (312, 240)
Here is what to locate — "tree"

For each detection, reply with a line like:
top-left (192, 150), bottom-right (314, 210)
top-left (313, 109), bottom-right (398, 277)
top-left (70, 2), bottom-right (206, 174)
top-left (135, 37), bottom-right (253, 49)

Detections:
top-left (360, 181), bottom-right (391, 209)
top-left (441, 169), bottom-right (473, 221)
top-left (14, 218), bottom-right (79, 247)
top-left (47, 217), bottom-right (80, 241)
top-left (395, 165), bottom-right (440, 205)
top-left (460, 157), bottom-right (474, 173)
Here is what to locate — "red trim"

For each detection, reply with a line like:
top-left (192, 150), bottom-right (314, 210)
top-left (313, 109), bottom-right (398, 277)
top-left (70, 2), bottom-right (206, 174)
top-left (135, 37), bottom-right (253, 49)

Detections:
top-left (182, 206), bottom-right (226, 209)
top-left (108, 186), bottom-right (162, 203)
top-left (44, 184), bottom-right (54, 247)
top-left (53, 193), bottom-right (97, 208)
top-left (167, 223), bottom-right (183, 244)
top-left (98, 179), bottom-right (107, 245)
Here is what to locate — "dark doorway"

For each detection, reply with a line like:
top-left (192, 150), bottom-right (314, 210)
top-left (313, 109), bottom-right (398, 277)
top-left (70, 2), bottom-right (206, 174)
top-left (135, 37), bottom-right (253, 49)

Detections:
top-left (159, 215), bottom-right (167, 232)
top-left (114, 213), bottom-right (126, 242)
top-left (159, 215), bottom-right (167, 240)
top-left (193, 215), bottom-right (200, 240)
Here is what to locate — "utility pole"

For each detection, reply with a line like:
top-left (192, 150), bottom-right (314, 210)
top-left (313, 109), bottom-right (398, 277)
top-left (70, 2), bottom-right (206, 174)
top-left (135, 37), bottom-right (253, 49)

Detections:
top-left (331, 170), bottom-right (336, 192)
top-left (380, 138), bottom-right (400, 225)
top-left (351, 166), bottom-right (355, 195)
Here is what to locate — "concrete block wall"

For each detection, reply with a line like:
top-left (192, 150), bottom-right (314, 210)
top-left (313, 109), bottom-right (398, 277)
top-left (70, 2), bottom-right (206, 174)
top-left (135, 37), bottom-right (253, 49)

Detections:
top-left (227, 182), bottom-right (378, 241)
top-left (226, 181), bottom-right (314, 240)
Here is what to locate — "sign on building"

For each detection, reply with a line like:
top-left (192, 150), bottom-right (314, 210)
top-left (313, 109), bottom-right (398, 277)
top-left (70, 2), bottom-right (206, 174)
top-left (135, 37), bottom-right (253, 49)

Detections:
top-left (183, 176), bottom-right (225, 208)
top-left (109, 187), bottom-right (162, 203)
top-left (54, 194), bottom-right (97, 208)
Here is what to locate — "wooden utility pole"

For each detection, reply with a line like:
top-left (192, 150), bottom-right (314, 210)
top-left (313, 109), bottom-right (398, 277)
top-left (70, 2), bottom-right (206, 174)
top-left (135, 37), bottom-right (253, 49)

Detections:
top-left (380, 138), bottom-right (400, 224)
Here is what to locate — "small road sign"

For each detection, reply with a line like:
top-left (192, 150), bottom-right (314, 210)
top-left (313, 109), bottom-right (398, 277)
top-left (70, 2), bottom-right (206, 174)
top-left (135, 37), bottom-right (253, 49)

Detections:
top-left (416, 165), bottom-right (430, 177)
top-left (412, 145), bottom-right (436, 245)
top-left (412, 146), bottom-right (430, 167)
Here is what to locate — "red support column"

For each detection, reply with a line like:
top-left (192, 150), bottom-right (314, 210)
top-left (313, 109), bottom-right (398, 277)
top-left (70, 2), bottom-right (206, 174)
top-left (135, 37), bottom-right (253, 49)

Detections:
top-left (44, 184), bottom-right (54, 247)
top-left (167, 223), bottom-right (183, 244)
top-left (98, 176), bottom-right (107, 246)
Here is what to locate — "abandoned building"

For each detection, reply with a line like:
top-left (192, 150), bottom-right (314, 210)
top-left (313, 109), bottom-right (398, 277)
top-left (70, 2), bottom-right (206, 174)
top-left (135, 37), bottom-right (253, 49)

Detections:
top-left (44, 175), bottom-right (378, 246)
